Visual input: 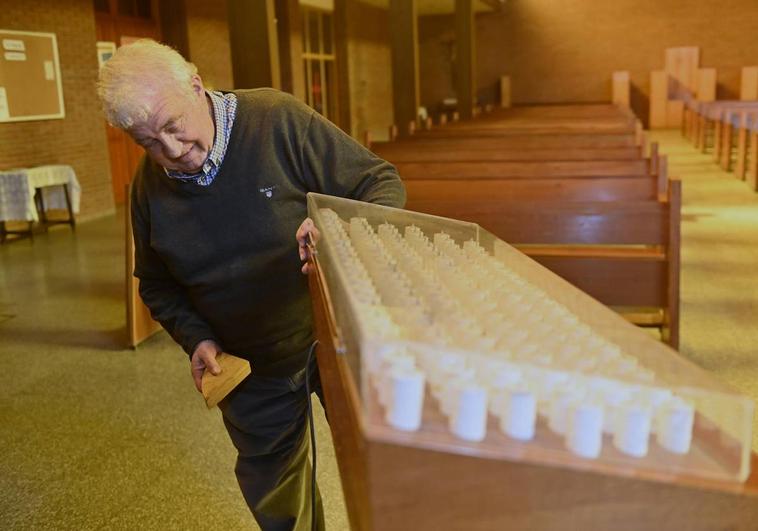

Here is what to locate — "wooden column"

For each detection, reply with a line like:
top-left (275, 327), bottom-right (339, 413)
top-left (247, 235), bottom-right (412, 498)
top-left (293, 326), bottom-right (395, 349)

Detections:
top-left (389, 0), bottom-right (419, 137)
top-left (227, 0), bottom-right (281, 89)
top-left (455, 0), bottom-right (476, 120)
top-left (158, 0), bottom-right (189, 59)
top-left (275, 0), bottom-right (305, 101)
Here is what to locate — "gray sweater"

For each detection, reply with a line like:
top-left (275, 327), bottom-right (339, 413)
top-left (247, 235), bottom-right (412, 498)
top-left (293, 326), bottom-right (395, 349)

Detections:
top-left (131, 88), bottom-right (405, 376)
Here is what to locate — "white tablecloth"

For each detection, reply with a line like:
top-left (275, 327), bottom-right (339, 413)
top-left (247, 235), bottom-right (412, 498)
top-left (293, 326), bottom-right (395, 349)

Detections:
top-left (0, 165), bottom-right (81, 222)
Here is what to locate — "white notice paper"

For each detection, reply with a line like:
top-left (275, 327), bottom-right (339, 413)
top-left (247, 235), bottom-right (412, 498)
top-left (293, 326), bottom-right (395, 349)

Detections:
top-left (44, 60), bottom-right (55, 80)
top-left (2, 39), bottom-right (25, 52)
top-left (0, 87), bottom-right (9, 121)
top-left (4, 51), bottom-right (26, 61)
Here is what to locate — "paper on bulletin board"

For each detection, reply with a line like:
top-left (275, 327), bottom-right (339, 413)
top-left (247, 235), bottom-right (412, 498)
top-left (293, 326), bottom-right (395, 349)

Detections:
top-left (4, 51), bottom-right (26, 61)
top-left (44, 60), bottom-right (54, 80)
top-left (2, 39), bottom-right (25, 51)
top-left (0, 87), bottom-right (9, 120)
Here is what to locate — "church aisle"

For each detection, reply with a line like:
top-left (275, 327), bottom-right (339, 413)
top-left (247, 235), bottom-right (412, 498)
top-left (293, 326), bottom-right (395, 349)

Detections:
top-left (652, 130), bottom-right (758, 450)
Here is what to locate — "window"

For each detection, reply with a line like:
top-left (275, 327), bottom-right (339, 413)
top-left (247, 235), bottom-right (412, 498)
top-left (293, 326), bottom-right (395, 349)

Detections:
top-left (302, 7), bottom-right (337, 121)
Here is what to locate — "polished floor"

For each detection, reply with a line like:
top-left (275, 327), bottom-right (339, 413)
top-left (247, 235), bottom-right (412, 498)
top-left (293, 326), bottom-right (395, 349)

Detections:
top-left (2, 130), bottom-right (758, 529)
top-left (0, 215), bottom-right (348, 529)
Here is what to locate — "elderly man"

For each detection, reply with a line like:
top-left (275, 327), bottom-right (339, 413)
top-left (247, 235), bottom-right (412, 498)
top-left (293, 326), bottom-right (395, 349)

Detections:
top-left (98, 39), bottom-right (405, 530)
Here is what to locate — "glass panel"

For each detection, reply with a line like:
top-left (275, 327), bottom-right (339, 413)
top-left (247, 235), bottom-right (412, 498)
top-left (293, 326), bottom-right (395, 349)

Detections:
top-left (311, 61), bottom-right (323, 114)
top-left (308, 10), bottom-right (320, 55)
top-left (323, 13), bottom-right (333, 55)
top-left (302, 9), bottom-right (309, 54)
top-left (320, 59), bottom-right (328, 118)
top-left (325, 61), bottom-right (336, 121)
top-left (304, 59), bottom-right (311, 106)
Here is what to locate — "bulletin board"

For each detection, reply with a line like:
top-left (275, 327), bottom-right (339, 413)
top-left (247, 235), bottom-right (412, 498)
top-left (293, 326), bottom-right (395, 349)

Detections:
top-left (0, 29), bottom-right (65, 122)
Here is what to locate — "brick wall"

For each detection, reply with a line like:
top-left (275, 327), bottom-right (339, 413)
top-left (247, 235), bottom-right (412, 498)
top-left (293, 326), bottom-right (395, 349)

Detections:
top-left (420, 1), bottom-right (758, 124)
top-left (0, 0), bottom-right (113, 221)
top-left (185, 0), bottom-right (234, 91)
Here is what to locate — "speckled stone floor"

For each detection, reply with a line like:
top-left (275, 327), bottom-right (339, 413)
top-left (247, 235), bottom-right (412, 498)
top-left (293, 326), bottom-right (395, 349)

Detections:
top-left (0, 215), bottom-right (348, 530)
top-left (2, 130), bottom-right (758, 529)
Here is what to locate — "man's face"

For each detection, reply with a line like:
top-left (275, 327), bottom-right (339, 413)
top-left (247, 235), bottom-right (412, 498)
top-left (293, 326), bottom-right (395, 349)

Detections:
top-left (128, 76), bottom-right (215, 174)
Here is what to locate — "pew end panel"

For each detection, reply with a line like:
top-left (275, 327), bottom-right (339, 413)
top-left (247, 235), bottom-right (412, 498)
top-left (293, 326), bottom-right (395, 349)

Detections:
top-left (740, 66), bottom-right (758, 101)
top-left (748, 131), bottom-right (758, 191)
top-left (500, 75), bottom-right (511, 108)
top-left (125, 184), bottom-right (162, 348)
top-left (612, 70), bottom-right (631, 108)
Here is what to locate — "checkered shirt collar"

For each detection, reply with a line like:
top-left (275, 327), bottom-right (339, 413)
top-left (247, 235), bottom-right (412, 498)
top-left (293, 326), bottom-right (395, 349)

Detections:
top-left (164, 90), bottom-right (237, 186)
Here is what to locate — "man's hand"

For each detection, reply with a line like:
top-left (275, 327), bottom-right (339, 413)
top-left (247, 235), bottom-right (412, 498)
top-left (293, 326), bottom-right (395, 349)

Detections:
top-left (191, 339), bottom-right (222, 393)
top-left (296, 217), bottom-right (320, 275)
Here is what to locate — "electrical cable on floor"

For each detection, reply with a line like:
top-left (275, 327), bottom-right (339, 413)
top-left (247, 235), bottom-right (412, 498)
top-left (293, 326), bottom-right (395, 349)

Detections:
top-left (305, 339), bottom-right (319, 531)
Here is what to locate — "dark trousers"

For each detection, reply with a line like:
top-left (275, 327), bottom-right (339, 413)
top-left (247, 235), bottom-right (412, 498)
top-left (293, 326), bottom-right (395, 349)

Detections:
top-left (219, 356), bottom-right (326, 531)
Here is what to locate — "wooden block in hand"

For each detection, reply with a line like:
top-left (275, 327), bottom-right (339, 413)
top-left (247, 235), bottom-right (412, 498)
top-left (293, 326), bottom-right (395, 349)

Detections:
top-left (201, 352), bottom-right (251, 409)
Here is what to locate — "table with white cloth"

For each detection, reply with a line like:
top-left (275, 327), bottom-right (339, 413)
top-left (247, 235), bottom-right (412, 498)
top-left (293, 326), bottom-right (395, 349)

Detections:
top-left (0, 164), bottom-right (81, 242)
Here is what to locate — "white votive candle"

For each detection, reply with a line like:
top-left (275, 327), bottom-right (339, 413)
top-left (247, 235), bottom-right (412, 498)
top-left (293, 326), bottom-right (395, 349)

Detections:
top-left (450, 385), bottom-right (488, 442)
top-left (567, 403), bottom-right (604, 459)
top-left (613, 405), bottom-right (652, 457)
top-left (499, 390), bottom-right (537, 441)
top-left (385, 369), bottom-right (426, 432)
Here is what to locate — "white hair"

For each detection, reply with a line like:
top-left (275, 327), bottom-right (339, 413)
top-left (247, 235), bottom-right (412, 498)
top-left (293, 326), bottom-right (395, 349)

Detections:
top-left (97, 39), bottom-right (198, 129)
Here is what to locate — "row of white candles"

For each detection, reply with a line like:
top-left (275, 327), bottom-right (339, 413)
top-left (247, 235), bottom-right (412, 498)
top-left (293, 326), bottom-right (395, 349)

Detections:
top-left (318, 209), bottom-right (695, 459)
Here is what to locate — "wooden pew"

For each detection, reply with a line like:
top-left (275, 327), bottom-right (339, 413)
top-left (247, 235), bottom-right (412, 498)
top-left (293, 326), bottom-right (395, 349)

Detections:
top-left (410, 112), bottom-right (636, 137)
top-left (403, 174), bottom-right (666, 203)
top-left (383, 133), bottom-right (640, 150)
top-left (405, 180), bottom-right (681, 348)
top-left (391, 103), bottom-right (641, 142)
top-left (731, 111), bottom-right (758, 182)
top-left (682, 101), bottom-right (758, 164)
top-left (748, 117), bottom-right (758, 191)
top-left (373, 145), bottom-right (644, 163)
top-left (394, 160), bottom-right (650, 179)
top-left (378, 102), bottom-right (675, 342)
